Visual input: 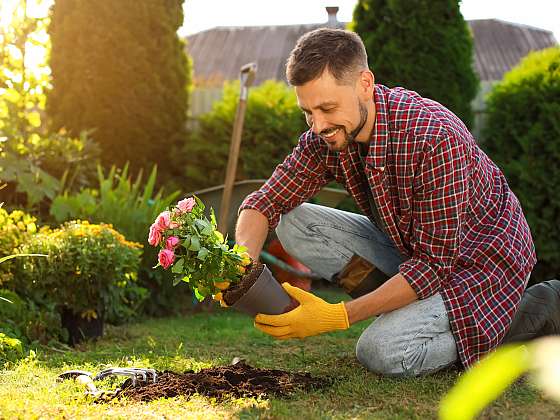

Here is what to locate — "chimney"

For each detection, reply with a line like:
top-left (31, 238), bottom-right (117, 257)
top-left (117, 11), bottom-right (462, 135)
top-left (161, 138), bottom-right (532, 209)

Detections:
top-left (326, 6), bottom-right (339, 28)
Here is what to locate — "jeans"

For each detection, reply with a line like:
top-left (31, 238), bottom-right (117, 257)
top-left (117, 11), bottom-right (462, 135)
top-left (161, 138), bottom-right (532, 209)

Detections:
top-left (276, 203), bottom-right (459, 377)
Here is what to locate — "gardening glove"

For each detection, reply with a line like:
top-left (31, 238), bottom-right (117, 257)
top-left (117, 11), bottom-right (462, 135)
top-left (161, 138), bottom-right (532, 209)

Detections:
top-left (254, 283), bottom-right (349, 339)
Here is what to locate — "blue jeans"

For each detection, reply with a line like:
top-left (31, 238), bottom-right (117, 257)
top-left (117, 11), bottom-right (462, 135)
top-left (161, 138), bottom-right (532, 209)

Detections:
top-left (275, 203), bottom-right (459, 377)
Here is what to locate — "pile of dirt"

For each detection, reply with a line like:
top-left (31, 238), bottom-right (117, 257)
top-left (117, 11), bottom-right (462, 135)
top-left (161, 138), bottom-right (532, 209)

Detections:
top-left (115, 361), bottom-right (329, 402)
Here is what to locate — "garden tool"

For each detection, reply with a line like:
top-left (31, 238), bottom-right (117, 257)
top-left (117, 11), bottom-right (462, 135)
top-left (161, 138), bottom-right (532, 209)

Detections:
top-left (218, 62), bottom-right (257, 234)
top-left (333, 254), bottom-right (389, 298)
top-left (58, 367), bottom-right (158, 397)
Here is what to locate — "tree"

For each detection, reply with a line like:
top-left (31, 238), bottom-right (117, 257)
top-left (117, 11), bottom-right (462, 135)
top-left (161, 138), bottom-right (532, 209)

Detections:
top-left (47, 0), bottom-right (191, 179)
top-left (352, 0), bottom-right (478, 128)
top-left (482, 47), bottom-right (560, 282)
top-left (0, 0), bottom-right (51, 137)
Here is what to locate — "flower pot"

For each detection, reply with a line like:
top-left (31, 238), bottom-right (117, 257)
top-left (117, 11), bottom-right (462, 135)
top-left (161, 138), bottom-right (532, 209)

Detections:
top-left (60, 307), bottom-right (104, 346)
top-left (231, 264), bottom-right (292, 316)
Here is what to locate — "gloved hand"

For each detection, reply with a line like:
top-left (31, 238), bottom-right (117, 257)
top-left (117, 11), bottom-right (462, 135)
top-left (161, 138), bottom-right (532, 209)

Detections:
top-left (254, 283), bottom-right (349, 339)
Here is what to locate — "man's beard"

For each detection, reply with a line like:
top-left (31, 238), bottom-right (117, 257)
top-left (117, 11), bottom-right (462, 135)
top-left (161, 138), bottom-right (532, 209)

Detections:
top-left (321, 101), bottom-right (368, 152)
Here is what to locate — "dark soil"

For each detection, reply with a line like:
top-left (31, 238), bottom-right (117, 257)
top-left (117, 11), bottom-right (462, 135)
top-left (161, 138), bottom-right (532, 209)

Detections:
top-left (223, 261), bottom-right (264, 306)
top-left (114, 361), bottom-right (330, 402)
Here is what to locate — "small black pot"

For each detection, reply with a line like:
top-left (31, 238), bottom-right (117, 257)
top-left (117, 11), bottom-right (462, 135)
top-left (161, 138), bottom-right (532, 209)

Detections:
top-left (60, 307), bottom-right (104, 346)
top-left (231, 264), bottom-right (292, 316)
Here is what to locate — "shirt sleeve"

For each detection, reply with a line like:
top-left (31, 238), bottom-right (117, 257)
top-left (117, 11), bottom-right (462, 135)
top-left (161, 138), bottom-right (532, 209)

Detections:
top-left (399, 134), bottom-right (469, 299)
top-left (238, 130), bottom-right (333, 230)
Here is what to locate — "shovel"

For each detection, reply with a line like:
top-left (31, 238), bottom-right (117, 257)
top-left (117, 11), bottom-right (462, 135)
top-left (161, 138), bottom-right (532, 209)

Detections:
top-left (218, 62), bottom-right (257, 234)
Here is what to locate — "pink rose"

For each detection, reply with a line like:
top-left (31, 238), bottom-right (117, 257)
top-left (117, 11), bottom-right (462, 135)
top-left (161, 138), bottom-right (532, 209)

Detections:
top-left (148, 224), bottom-right (162, 246)
top-left (155, 211), bottom-right (171, 230)
top-left (165, 236), bottom-right (180, 250)
top-left (177, 197), bottom-right (195, 214)
top-left (158, 249), bottom-right (175, 269)
top-left (169, 221), bottom-right (180, 229)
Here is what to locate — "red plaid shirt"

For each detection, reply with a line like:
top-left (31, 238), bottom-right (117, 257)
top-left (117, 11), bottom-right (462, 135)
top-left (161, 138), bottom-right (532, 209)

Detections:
top-left (240, 84), bottom-right (537, 367)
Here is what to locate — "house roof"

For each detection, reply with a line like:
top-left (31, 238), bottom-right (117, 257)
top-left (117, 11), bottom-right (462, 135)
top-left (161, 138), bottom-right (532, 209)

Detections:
top-left (470, 19), bottom-right (557, 81)
top-left (185, 18), bottom-right (557, 86)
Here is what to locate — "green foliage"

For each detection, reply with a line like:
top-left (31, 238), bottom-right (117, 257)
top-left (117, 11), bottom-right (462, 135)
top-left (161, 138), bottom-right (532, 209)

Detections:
top-left (0, 207), bottom-right (41, 285)
top-left (183, 80), bottom-right (307, 191)
top-left (148, 196), bottom-right (250, 301)
top-left (0, 0), bottom-right (51, 137)
top-left (482, 47), bottom-right (560, 280)
top-left (47, 0), bottom-right (192, 181)
top-left (351, 0), bottom-right (478, 127)
top-left (0, 130), bottom-right (100, 209)
top-left (0, 332), bottom-right (23, 364)
top-left (0, 2), bottom-right (99, 211)
top-left (49, 163), bottom-right (188, 316)
top-left (13, 221), bottom-right (145, 324)
top-left (0, 289), bottom-right (63, 345)
top-left (440, 339), bottom-right (560, 419)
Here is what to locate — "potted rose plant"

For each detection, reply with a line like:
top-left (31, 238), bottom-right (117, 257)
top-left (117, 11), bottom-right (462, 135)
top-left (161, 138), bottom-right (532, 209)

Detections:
top-left (148, 196), bottom-right (291, 315)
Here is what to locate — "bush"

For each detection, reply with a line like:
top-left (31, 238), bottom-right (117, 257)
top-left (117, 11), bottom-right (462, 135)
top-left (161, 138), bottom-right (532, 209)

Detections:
top-left (49, 164), bottom-right (191, 316)
top-left (0, 130), bottom-right (101, 211)
top-left (0, 208), bottom-right (42, 286)
top-left (183, 80), bottom-right (307, 191)
top-left (351, 0), bottom-right (478, 127)
top-left (0, 332), bottom-right (23, 364)
top-left (48, 0), bottom-right (191, 181)
top-left (482, 46), bottom-right (560, 281)
top-left (0, 289), bottom-right (63, 345)
top-left (13, 221), bottom-right (145, 324)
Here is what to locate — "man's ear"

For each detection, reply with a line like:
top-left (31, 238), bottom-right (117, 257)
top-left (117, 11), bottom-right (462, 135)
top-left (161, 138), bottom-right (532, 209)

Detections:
top-left (357, 70), bottom-right (375, 99)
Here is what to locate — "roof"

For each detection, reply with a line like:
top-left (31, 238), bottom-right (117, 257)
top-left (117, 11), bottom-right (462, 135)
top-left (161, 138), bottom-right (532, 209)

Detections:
top-left (185, 18), bottom-right (557, 85)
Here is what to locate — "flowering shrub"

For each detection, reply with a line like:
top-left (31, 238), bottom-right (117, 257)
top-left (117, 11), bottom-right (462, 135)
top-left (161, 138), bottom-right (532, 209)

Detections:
top-left (0, 208), bottom-right (42, 286)
top-left (13, 221), bottom-right (146, 324)
top-left (148, 196), bottom-right (251, 301)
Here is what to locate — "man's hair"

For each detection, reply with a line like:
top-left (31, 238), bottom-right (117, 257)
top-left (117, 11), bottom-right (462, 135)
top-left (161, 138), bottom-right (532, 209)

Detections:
top-left (286, 28), bottom-right (368, 86)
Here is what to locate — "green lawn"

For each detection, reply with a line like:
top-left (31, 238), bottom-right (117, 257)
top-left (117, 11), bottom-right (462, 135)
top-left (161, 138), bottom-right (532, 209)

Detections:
top-left (1, 290), bottom-right (559, 419)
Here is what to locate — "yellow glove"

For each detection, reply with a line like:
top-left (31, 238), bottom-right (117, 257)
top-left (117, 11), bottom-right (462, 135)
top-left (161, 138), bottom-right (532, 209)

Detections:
top-left (254, 283), bottom-right (349, 339)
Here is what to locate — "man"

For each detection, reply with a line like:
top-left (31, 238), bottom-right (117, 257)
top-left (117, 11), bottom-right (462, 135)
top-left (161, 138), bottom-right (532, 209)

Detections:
top-left (233, 28), bottom-right (560, 376)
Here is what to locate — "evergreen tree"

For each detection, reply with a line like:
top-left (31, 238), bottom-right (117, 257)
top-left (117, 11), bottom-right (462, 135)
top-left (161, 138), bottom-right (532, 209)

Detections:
top-left (352, 0), bottom-right (478, 128)
top-left (47, 0), bottom-right (191, 178)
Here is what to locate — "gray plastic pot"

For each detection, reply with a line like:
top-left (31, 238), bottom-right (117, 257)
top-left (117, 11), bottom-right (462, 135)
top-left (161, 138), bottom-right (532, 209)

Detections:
top-left (231, 264), bottom-right (292, 316)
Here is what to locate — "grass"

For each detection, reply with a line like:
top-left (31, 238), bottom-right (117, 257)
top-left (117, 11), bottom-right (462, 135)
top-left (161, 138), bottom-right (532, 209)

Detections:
top-left (1, 289), bottom-right (559, 419)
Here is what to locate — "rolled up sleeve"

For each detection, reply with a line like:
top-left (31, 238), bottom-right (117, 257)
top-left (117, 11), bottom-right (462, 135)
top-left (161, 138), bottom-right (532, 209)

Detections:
top-left (399, 135), bottom-right (469, 299)
top-left (239, 130), bottom-right (333, 230)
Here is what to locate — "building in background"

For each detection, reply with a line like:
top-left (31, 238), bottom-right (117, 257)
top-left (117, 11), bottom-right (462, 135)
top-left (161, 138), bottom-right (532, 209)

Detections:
top-left (185, 7), bottom-right (557, 139)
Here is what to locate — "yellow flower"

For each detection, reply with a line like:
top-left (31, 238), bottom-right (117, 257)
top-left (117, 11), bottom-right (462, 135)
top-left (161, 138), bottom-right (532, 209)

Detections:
top-left (212, 292), bottom-right (229, 308)
top-left (240, 251), bottom-right (252, 267)
top-left (27, 222), bottom-right (37, 233)
top-left (213, 281), bottom-right (230, 290)
top-left (80, 309), bottom-right (98, 320)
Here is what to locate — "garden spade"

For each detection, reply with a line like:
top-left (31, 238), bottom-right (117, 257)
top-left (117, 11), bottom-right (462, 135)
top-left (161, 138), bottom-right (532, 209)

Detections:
top-left (58, 367), bottom-right (157, 398)
top-left (218, 62), bottom-right (257, 234)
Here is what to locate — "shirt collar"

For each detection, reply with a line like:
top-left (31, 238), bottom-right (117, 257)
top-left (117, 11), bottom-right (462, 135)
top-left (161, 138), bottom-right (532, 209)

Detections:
top-left (364, 84), bottom-right (389, 171)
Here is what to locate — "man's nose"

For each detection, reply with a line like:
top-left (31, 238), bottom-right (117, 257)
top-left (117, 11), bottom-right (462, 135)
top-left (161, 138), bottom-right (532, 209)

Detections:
top-left (310, 113), bottom-right (327, 135)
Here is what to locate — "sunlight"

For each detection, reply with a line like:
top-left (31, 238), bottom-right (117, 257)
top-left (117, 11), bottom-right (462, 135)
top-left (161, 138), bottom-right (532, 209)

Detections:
top-left (0, 0), bottom-right (52, 79)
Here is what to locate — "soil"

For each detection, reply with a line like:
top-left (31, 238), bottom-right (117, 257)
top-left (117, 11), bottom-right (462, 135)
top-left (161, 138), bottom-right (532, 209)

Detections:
top-left (114, 360), bottom-right (330, 402)
top-left (222, 261), bottom-right (264, 306)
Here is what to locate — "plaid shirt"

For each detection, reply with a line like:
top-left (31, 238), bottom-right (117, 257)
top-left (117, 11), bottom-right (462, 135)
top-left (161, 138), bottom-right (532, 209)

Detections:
top-left (240, 84), bottom-right (537, 367)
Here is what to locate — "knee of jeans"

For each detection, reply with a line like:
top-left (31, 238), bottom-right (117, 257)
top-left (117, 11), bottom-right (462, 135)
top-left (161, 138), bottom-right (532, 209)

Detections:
top-left (355, 329), bottom-right (402, 376)
top-left (275, 205), bottom-right (310, 255)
